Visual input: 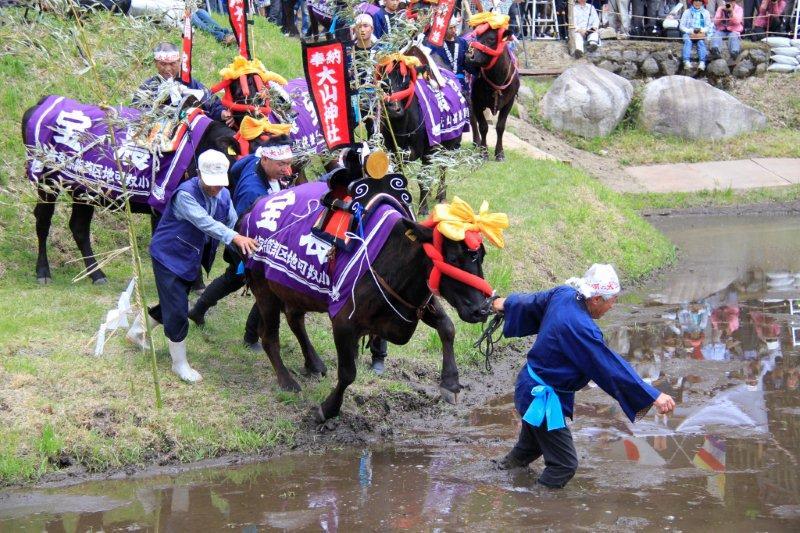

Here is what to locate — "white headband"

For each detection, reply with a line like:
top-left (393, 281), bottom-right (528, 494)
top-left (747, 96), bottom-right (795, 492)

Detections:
top-left (255, 144), bottom-right (294, 161)
top-left (565, 263), bottom-right (621, 299)
top-left (154, 50), bottom-right (180, 62)
top-left (355, 13), bottom-right (374, 27)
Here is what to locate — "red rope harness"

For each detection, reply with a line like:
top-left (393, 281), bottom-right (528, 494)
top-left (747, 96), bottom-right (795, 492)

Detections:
top-left (419, 220), bottom-right (494, 298)
top-left (379, 62), bottom-right (418, 111)
top-left (469, 23), bottom-right (508, 71)
top-left (210, 79), bottom-right (272, 115)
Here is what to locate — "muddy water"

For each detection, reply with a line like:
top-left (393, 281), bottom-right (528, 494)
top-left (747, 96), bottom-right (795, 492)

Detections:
top-left (3, 215), bottom-right (800, 532)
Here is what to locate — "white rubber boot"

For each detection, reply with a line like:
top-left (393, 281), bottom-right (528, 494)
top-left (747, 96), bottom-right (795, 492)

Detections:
top-left (126, 312), bottom-right (160, 350)
top-left (168, 339), bottom-right (203, 383)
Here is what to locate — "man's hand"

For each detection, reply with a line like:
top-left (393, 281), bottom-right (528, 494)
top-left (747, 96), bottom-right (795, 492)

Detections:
top-left (653, 393), bottom-right (676, 414)
top-left (221, 110), bottom-right (236, 128)
top-left (492, 297), bottom-right (506, 314)
top-left (232, 234), bottom-right (258, 256)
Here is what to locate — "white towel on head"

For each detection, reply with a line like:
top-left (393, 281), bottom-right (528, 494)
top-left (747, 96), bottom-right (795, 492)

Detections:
top-left (565, 263), bottom-right (621, 299)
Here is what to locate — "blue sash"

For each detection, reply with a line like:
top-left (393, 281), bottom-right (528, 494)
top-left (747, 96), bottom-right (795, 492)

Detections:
top-left (522, 364), bottom-right (567, 431)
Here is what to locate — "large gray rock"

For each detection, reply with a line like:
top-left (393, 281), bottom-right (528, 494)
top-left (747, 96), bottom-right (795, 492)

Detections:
top-left (541, 64), bottom-right (633, 138)
top-left (641, 57), bottom-right (660, 76)
top-left (707, 58), bottom-right (731, 76)
top-left (618, 61), bottom-right (639, 79)
top-left (660, 58), bottom-right (680, 75)
top-left (640, 76), bottom-right (767, 140)
top-left (733, 59), bottom-right (755, 78)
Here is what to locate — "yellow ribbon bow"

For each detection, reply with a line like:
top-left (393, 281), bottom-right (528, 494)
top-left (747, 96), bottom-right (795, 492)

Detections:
top-left (431, 197), bottom-right (509, 248)
top-left (468, 12), bottom-right (510, 30)
top-left (219, 55), bottom-right (288, 85)
top-left (377, 53), bottom-right (423, 70)
top-left (238, 115), bottom-right (292, 140)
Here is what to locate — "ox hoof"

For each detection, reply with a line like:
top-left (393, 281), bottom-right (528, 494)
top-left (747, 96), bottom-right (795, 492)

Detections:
top-left (92, 277), bottom-right (108, 285)
top-left (439, 386), bottom-right (460, 405)
top-left (312, 406), bottom-right (327, 424)
top-left (37, 277), bottom-right (52, 285)
top-left (495, 154), bottom-right (505, 162)
top-left (278, 376), bottom-right (302, 393)
top-left (301, 363), bottom-right (327, 377)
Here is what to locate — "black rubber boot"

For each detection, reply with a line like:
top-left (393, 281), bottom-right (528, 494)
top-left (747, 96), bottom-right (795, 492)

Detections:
top-left (369, 336), bottom-right (388, 375)
top-left (243, 304), bottom-right (261, 352)
top-left (495, 452), bottom-right (530, 470)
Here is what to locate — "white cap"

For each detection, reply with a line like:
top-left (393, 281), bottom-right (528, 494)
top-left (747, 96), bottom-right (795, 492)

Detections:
top-left (197, 150), bottom-right (230, 186)
top-left (566, 263), bottom-right (621, 299)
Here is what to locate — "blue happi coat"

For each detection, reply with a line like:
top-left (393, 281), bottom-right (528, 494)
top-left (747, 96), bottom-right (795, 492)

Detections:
top-left (504, 286), bottom-right (659, 423)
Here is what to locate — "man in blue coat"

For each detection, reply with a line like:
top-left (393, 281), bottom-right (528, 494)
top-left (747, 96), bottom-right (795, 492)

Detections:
top-left (491, 264), bottom-right (676, 488)
top-left (132, 42), bottom-right (235, 127)
top-left (426, 16), bottom-right (470, 92)
top-left (140, 150), bottom-right (258, 382)
top-left (188, 138), bottom-right (295, 350)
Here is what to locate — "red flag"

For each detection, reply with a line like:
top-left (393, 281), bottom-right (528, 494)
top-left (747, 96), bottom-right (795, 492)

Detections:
top-left (180, 8), bottom-right (193, 84)
top-left (427, 0), bottom-right (457, 47)
top-left (302, 40), bottom-right (355, 150)
top-left (228, 0), bottom-right (251, 59)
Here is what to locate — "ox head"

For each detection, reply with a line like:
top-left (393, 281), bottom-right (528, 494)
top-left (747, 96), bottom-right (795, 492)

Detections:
top-left (376, 55), bottom-right (424, 119)
top-left (405, 197), bottom-right (509, 323)
top-left (464, 14), bottom-right (512, 69)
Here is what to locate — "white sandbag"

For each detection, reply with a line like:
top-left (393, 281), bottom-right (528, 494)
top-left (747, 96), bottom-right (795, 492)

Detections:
top-left (771, 47), bottom-right (800, 57)
top-left (763, 36), bottom-right (791, 48)
top-left (767, 63), bottom-right (797, 73)
top-left (791, 39), bottom-right (800, 48)
top-left (770, 54), bottom-right (799, 66)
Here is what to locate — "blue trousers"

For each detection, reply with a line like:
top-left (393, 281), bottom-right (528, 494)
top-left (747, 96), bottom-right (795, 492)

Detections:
top-left (682, 33), bottom-right (708, 62)
top-left (149, 259), bottom-right (194, 343)
top-left (711, 31), bottom-right (741, 55)
top-left (192, 9), bottom-right (232, 42)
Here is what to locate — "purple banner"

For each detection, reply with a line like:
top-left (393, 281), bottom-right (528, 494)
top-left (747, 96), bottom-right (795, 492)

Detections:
top-left (415, 69), bottom-right (470, 145)
top-left (241, 181), bottom-right (402, 317)
top-left (270, 78), bottom-right (327, 155)
top-left (25, 95), bottom-right (211, 212)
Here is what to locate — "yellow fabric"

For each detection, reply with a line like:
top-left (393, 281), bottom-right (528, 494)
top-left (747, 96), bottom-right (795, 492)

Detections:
top-left (238, 116), bottom-right (292, 140)
top-left (432, 197), bottom-right (509, 248)
top-left (377, 53), bottom-right (423, 70)
top-left (468, 12), bottom-right (510, 29)
top-left (219, 56), bottom-right (288, 85)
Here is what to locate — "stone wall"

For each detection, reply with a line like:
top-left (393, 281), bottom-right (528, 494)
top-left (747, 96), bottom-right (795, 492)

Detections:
top-left (584, 41), bottom-right (771, 84)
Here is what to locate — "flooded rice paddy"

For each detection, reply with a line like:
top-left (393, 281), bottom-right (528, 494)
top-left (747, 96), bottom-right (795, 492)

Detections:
top-left (2, 215), bottom-right (800, 531)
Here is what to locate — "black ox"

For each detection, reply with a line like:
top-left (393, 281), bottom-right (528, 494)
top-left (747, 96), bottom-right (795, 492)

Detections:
top-left (22, 95), bottom-right (236, 284)
top-left (246, 180), bottom-right (496, 421)
top-left (465, 22), bottom-right (520, 162)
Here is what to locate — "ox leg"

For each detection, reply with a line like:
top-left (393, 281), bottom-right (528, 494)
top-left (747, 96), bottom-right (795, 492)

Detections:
top-left (494, 99), bottom-right (514, 162)
top-left (417, 155), bottom-right (433, 216)
top-left (285, 307), bottom-right (327, 377)
top-left (68, 202), bottom-right (106, 284)
top-left (316, 325), bottom-right (358, 422)
top-left (34, 187), bottom-right (58, 283)
top-left (435, 166), bottom-right (447, 204)
top-left (475, 107), bottom-right (490, 160)
top-left (421, 298), bottom-right (462, 405)
top-left (252, 281), bottom-right (302, 392)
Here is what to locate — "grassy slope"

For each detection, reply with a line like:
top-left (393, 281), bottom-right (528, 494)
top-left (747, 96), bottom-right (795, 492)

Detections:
top-left (0, 10), bottom-right (673, 485)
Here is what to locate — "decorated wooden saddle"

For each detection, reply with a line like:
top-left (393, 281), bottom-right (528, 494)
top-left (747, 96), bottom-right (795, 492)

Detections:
top-left (312, 146), bottom-right (414, 252)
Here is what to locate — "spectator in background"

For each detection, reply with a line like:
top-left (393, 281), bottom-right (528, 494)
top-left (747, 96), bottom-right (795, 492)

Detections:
top-left (572, 0), bottom-right (601, 57)
top-left (294, 0), bottom-right (310, 36)
top-left (711, 0), bottom-right (743, 58)
top-left (374, 0), bottom-right (402, 38)
top-left (752, 0), bottom-right (787, 36)
top-left (192, 9), bottom-right (237, 45)
top-left (658, 0), bottom-right (684, 37)
top-left (606, 0), bottom-right (632, 36)
top-left (680, 0), bottom-right (713, 71)
top-left (631, 0), bottom-right (662, 36)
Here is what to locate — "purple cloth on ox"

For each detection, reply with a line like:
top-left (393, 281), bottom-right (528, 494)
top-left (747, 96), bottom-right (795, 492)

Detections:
top-left (270, 78), bottom-right (326, 155)
top-left (25, 95), bottom-right (211, 213)
top-left (241, 181), bottom-right (403, 318)
top-left (414, 70), bottom-right (470, 145)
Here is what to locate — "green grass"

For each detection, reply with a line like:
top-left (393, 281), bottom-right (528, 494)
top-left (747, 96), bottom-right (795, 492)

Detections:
top-left (0, 9), bottom-right (675, 486)
top-left (623, 184), bottom-right (800, 211)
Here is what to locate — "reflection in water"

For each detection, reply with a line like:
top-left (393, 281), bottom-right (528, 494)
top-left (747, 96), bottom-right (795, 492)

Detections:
top-left (2, 216), bottom-right (800, 530)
